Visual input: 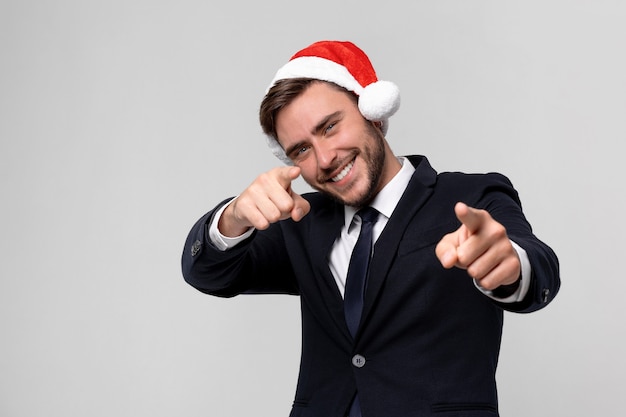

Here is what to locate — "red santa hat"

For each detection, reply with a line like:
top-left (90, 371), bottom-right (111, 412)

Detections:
top-left (265, 40), bottom-right (401, 164)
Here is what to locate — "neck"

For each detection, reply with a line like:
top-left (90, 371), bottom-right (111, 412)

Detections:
top-left (376, 146), bottom-right (402, 192)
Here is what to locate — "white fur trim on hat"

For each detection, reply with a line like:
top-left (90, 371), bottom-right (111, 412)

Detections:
top-left (266, 135), bottom-right (294, 165)
top-left (269, 56), bottom-right (364, 95)
top-left (268, 56), bottom-right (400, 122)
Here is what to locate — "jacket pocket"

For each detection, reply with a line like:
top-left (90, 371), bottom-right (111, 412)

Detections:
top-left (432, 402), bottom-right (498, 415)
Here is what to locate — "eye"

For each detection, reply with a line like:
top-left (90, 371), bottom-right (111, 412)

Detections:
top-left (324, 122), bottom-right (336, 134)
top-left (290, 145), bottom-right (311, 161)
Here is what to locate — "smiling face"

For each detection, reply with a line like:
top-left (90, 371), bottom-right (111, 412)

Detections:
top-left (275, 82), bottom-right (401, 208)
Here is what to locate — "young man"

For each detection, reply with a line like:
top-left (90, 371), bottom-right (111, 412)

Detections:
top-left (182, 40), bottom-right (560, 417)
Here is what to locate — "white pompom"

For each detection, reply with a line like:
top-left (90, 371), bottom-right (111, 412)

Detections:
top-left (358, 80), bottom-right (401, 121)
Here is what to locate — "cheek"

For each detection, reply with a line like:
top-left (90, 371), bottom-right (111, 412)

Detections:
top-left (296, 160), bottom-right (318, 183)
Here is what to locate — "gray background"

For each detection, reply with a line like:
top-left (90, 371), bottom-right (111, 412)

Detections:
top-left (1, 0), bottom-right (624, 416)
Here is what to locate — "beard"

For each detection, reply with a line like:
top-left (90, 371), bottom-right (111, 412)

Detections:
top-left (311, 122), bottom-right (387, 208)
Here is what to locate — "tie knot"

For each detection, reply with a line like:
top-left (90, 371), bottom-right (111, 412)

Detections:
top-left (357, 207), bottom-right (379, 224)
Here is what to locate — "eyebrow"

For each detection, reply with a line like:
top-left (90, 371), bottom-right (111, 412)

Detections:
top-left (284, 140), bottom-right (308, 159)
top-left (312, 111), bottom-right (342, 136)
top-left (284, 111), bottom-right (343, 157)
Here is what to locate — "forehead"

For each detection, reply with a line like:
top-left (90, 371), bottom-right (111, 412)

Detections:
top-left (275, 83), bottom-right (358, 139)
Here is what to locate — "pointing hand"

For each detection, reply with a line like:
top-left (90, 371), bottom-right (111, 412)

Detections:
top-left (219, 166), bottom-right (311, 237)
top-left (435, 202), bottom-right (521, 290)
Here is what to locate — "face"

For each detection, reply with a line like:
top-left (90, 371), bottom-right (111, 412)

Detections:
top-left (275, 82), bottom-right (401, 207)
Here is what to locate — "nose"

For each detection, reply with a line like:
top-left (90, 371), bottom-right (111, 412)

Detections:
top-left (314, 139), bottom-right (337, 170)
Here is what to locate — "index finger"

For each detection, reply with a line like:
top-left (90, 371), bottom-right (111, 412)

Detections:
top-left (454, 202), bottom-right (485, 233)
top-left (274, 166), bottom-right (301, 188)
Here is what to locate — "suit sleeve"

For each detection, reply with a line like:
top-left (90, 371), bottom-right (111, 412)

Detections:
top-left (181, 198), bottom-right (300, 298)
top-left (476, 174), bottom-right (560, 313)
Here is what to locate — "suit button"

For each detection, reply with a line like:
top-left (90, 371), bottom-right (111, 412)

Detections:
top-left (191, 240), bottom-right (202, 257)
top-left (542, 288), bottom-right (550, 303)
top-left (352, 354), bottom-right (366, 368)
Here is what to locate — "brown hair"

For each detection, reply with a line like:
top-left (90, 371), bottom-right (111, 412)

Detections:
top-left (259, 78), bottom-right (357, 140)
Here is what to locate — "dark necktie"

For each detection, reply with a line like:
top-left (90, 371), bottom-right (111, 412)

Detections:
top-left (344, 207), bottom-right (379, 337)
top-left (344, 207), bottom-right (379, 417)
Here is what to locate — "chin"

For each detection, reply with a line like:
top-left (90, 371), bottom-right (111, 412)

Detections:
top-left (332, 186), bottom-right (375, 208)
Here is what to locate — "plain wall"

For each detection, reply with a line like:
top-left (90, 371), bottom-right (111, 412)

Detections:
top-left (1, 0), bottom-right (624, 416)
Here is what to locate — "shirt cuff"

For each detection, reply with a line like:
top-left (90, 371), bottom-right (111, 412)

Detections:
top-left (475, 239), bottom-right (532, 303)
top-left (208, 197), bottom-right (255, 251)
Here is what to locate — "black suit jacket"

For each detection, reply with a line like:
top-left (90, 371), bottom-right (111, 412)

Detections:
top-left (182, 156), bottom-right (560, 417)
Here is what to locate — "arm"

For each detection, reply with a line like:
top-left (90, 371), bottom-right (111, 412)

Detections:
top-left (181, 200), bottom-right (300, 297)
top-left (436, 175), bottom-right (560, 313)
top-left (181, 166), bottom-right (311, 297)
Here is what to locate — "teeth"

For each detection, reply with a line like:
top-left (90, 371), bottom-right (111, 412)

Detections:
top-left (332, 161), bottom-right (354, 182)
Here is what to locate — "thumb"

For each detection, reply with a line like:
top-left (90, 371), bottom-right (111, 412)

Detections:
top-left (281, 166), bottom-right (310, 221)
top-left (290, 192), bottom-right (311, 222)
top-left (435, 233), bottom-right (459, 269)
top-left (454, 202), bottom-right (484, 234)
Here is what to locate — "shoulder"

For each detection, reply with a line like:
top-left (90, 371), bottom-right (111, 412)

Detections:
top-left (405, 155), bottom-right (513, 189)
top-left (430, 170), bottom-right (522, 209)
top-left (438, 170), bottom-right (514, 189)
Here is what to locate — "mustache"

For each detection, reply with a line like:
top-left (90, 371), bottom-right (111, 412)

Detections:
top-left (316, 153), bottom-right (357, 182)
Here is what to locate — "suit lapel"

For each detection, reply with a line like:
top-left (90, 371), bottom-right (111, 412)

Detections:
top-left (306, 199), bottom-right (352, 337)
top-left (360, 156), bottom-right (438, 329)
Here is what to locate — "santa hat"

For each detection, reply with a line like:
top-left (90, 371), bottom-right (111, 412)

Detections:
top-left (264, 40), bottom-right (401, 164)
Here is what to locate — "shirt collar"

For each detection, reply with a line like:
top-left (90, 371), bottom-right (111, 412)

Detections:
top-left (344, 156), bottom-right (416, 227)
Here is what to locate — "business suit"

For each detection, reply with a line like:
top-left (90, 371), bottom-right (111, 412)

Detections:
top-left (182, 155), bottom-right (560, 417)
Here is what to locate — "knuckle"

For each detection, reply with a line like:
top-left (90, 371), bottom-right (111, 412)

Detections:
top-left (455, 243), bottom-right (472, 263)
top-left (493, 223), bottom-right (507, 237)
top-left (257, 172), bottom-right (272, 186)
top-left (255, 220), bottom-right (270, 230)
top-left (252, 213), bottom-right (270, 230)
top-left (467, 264), bottom-right (480, 279)
top-left (278, 198), bottom-right (296, 213)
top-left (480, 279), bottom-right (497, 291)
top-left (265, 208), bottom-right (282, 224)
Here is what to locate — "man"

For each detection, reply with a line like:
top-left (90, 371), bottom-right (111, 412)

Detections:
top-left (182, 40), bottom-right (560, 417)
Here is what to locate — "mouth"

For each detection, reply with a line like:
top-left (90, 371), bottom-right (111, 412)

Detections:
top-left (330, 159), bottom-right (355, 182)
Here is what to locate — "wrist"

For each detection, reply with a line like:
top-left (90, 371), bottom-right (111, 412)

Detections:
top-left (218, 200), bottom-right (251, 238)
top-left (491, 276), bottom-right (521, 299)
